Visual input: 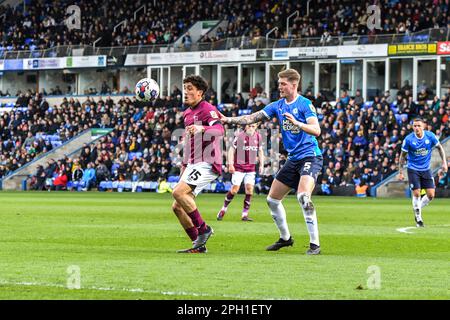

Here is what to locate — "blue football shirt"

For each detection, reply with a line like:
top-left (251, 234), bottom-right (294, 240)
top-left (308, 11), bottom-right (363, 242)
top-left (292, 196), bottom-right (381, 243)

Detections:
top-left (401, 131), bottom-right (439, 171)
top-left (262, 95), bottom-right (322, 161)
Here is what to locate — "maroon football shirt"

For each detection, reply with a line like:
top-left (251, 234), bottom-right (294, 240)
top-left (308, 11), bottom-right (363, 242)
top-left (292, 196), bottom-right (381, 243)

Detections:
top-left (183, 100), bottom-right (223, 174)
top-left (233, 131), bottom-right (262, 173)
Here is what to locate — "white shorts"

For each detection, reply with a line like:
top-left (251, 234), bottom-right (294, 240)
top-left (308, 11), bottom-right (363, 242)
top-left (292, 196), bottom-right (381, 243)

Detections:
top-left (231, 171), bottom-right (256, 186)
top-left (180, 162), bottom-right (219, 196)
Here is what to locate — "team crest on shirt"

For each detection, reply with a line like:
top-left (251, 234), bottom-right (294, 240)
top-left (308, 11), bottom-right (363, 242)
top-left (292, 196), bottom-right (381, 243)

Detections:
top-left (293, 108), bottom-right (298, 115)
top-left (308, 104), bottom-right (316, 113)
top-left (425, 139), bottom-right (430, 144)
top-left (210, 111), bottom-right (218, 119)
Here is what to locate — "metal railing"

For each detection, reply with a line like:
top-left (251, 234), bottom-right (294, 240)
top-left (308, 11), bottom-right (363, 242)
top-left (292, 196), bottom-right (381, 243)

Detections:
top-left (0, 27), bottom-right (449, 60)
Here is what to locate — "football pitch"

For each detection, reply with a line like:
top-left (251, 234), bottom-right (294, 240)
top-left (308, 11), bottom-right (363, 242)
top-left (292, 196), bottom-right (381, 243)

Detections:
top-left (0, 192), bottom-right (448, 300)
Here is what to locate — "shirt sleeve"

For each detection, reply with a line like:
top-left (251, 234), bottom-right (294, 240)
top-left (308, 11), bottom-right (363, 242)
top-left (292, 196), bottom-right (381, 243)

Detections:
top-left (401, 138), bottom-right (409, 152)
top-left (302, 101), bottom-right (318, 120)
top-left (429, 132), bottom-right (440, 147)
top-left (262, 102), bottom-right (277, 119)
top-left (203, 105), bottom-right (221, 126)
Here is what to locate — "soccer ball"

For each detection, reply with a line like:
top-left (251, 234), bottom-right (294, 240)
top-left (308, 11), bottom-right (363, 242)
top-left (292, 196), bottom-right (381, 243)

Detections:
top-left (135, 78), bottom-right (160, 101)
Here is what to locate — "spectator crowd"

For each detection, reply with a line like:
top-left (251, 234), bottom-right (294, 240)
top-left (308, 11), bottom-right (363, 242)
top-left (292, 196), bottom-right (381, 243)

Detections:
top-left (1, 81), bottom-right (448, 195)
top-left (1, 0), bottom-right (450, 54)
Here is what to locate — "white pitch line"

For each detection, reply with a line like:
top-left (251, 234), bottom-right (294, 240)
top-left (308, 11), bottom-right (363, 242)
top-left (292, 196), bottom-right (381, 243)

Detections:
top-left (396, 227), bottom-right (416, 234)
top-left (0, 280), bottom-right (291, 300)
top-left (396, 224), bottom-right (450, 234)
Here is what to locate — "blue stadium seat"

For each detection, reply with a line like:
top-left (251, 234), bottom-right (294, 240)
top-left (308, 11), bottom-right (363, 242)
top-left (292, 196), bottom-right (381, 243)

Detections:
top-left (238, 109), bottom-right (252, 116)
top-left (77, 181), bottom-right (86, 191)
top-left (167, 176), bottom-right (180, 183)
top-left (124, 181), bottom-right (132, 190)
top-left (149, 181), bottom-right (159, 191)
top-left (99, 181), bottom-right (108, 191)
top-left (363, 101), bottom-right (373, 109)
top-left (105, 181), bottom-right (113, 189)
top-left (51, 141), bottom-right (62, 148)
top-left (143, 182), bottom-right (152, 190)
top-left (111, 164), bottom-right (120, 173)
top-left (112, 181), bottom-right (119, 189)
top-left (359, 36), bottom-right (369, 44)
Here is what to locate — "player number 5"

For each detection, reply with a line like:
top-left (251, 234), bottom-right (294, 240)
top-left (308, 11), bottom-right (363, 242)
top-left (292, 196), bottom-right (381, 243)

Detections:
top-left (304, 162), bottom-right (311, 172)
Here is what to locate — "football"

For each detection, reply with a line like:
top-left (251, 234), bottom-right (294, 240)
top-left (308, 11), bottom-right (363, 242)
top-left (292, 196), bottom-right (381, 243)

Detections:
top-left (135, 78), bottom-right (160, 101)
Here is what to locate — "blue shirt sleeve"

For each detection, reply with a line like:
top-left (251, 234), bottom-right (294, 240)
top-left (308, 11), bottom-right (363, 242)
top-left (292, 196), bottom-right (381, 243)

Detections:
top-left (428, 131), bottom-right (439, 147)
top-left (301, 100), bottom-right (317, 120)
top-left (401, 137), bottom-right (409, 152)
top-left (262, 102), bottom-right (277, 119)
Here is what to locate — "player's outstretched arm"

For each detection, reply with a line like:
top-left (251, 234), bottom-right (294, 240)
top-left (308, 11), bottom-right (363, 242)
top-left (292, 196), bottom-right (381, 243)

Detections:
top-left (437, 144), bottom-right (448, 173)
top-left (398, 150), bottom-right (407, 180)
top-left (220, 111), bottom-right (267, 125)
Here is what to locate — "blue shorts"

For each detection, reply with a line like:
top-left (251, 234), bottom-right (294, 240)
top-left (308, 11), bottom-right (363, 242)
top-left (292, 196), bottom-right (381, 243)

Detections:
top-left (276, 156), bottom-right (323, 190)
top-left (407, 168), bottom-right (435, 190)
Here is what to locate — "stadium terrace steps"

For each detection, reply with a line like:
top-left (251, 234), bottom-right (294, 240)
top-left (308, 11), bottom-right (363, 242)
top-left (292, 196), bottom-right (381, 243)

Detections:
top-left (0, 129), bottom-right (107, 191)
top-left (376, 136), bottom-right (450, 198)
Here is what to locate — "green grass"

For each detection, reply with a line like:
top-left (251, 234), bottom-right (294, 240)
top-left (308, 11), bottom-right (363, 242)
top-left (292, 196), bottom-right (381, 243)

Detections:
top-left (0, 192), bottom-right (448, 300)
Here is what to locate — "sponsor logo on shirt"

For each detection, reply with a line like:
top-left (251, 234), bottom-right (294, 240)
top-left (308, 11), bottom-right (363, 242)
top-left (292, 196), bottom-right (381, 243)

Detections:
top-left (282, 119), bottom-right (301, 134)
top-left (414, 148), bottom-right (428, 156)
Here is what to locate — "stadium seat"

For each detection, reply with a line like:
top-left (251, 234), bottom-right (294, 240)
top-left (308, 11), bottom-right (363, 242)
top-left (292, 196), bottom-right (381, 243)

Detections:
top-left (167, 176), bottom-right (180, 183)
top-left (149, 181), bottom-right (159, 191)
top-left (124, 181), bottom-right (132, 190)
top-left (99, 181), bottom-right (108, 191)
top-left (77, 181), bottom-right (86, 191)
top-left (143, 182), bottom-right (152, 190)
top-left (238, 109), bottom-right (252, 116)
top-left (363, 101), bottom-right (373, 109)
top-left (51, 141), bottom-right (62, 148)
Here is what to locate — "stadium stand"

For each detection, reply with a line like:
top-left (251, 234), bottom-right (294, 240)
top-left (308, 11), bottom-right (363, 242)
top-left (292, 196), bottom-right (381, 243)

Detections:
top-left (1, 87), bottom-right (445, 194)
top-left (0, 0), bottom-right (449, 194)
top-left (1, 0), bottom-right (450, 53)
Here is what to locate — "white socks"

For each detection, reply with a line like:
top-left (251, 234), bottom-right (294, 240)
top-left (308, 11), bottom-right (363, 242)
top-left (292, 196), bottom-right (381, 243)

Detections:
top-left (266, 196), bottom-right (291, 241)
top-left (297, 193), bottom-right (320, 247)
top-left (421, 195), bottom-right (431, 208)
top-left (412, 196), bottom-right (422, 221)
